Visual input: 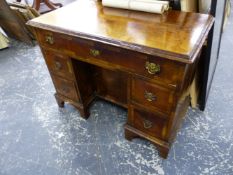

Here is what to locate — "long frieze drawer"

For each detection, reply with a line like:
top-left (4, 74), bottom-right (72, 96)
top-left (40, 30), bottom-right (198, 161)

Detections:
top-left (42, 49), bottom-right (74, 80)
top-left (51, 75), bottom-right (79, 101)
top-left (131, 78), bottom-right (175, 115)
top-left (72, 44), bottom-right (185, 86)
top-left (128, 107), bottom-right (167, 140)
top-left (36, 29), bottom-right (184, 85)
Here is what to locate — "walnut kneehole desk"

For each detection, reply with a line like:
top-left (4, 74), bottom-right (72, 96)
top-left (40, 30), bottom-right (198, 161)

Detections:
top-left (28, 0), bottom-right (214, 158)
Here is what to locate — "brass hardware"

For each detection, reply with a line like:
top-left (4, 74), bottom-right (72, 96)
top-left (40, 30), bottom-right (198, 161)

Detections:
top-left (67, 61), bottom-right (73, 73)
top-left (145, 61), bottom-right (160, 75)
top-left (54, 61), bottom-right (62, 70)
top-left (90, 49), bottom-right (100, 57)
top-left (45, 35), bottom-right (54, 45)
top-left (143, 119), bottom-right (153, 129)
top-left (144, 91), bottom-right (156, 102)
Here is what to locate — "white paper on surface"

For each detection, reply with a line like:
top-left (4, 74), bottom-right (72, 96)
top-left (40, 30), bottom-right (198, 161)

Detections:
top-left (102, 0), bottom-right (169, 14)
top-left (129, 1), bottom-right (165, 14)
top-left (102, 0), bottom-right (129, 9)
top-left (133, 0), bottom-right (169, 10)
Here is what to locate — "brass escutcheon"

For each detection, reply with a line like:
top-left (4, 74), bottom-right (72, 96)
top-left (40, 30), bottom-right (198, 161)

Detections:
top-left (45, 35), bottom-right (54, 45)
top-left (61, 86), bottom-right (69, 93)
top-left (90, 49), bottom-right (100, 57)
top-left (145, 61), bottom-right (160, 75)
top-left (55, 61), bottom-right (62, 70)
top-left (144, 91), bottom-right (156, 102)
top-left (143, 119), bottom-right (153, 129)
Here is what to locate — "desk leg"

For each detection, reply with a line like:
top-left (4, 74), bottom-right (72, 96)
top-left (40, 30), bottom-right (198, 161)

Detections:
top-left (77, 107), bottom-right (90, 119)
top-left (124, 126), bottom-right (139, 141)
top-left (157, 146), bottom-right (169, 159)
top-left (54, 93), bottom-right (90, 119)
top-left (124, 124), bottom-right (170, 159)
top-left (55, 93), bottom-right (64, 108)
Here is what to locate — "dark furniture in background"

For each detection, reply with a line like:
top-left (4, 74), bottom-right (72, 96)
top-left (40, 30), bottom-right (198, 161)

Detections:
top-left (169, 0), bottom-right (228, 110)
top-left (200, 0), bottom-right (227, 110)
top-left (16, 0), bottom-right (62, 13)
top-left (0, 0), bottom-right (34, 44)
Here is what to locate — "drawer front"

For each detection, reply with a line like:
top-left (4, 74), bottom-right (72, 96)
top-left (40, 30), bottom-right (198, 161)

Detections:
top-left (51, 75), bottom-right (79, 101)
top-left (42, 50), bottom-right (74, 80)
top-left (129, 107), bottom-right (167, 139)
top-left (131, 78), bottom-right (175, 115)
top-left (136, 58), bottom-right (184, 86)
top-left (36, 29), bottom-right (184, 85)
top-left (36, 30), bottom-right (71, 51)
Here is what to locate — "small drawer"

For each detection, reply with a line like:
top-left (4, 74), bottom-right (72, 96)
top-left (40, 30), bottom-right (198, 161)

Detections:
top-left (51, 75), bottom-right (79, 101)
top-left (131, 78), bottom-right (175, 115)
top-left (137, 58), bottom-right (184, 86)
top-left (42, 50), bottom-right (74, 80)
top-left (128, 107), bottom-right (167, 139)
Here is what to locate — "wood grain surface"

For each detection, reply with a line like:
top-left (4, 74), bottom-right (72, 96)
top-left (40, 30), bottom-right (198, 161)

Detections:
top-left (28, 0), bottom-right (214, 63)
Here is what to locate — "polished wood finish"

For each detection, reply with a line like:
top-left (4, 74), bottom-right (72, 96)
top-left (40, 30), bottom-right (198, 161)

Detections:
top-left (28, 0), bottom-right (214, 158)
top-left (28, 0), bottom-right (214, 63)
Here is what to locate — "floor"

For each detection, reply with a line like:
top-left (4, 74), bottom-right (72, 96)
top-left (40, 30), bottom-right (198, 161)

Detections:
top-left (0, 1), bottom-right (233, 175)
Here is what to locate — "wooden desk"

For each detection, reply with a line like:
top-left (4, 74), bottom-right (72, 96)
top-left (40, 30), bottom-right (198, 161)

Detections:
top-left (28, 0), bottom-right (214, 158)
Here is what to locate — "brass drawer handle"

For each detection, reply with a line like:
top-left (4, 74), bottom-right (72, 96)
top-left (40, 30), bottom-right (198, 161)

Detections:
top-left (54, 61), bottom-right (62, 70)
top-left (90, 49), bottom-right (100, 57)
top-left (145, 61), bottom-right (160, 75)
top-left (67, 61), bottom-right (73, 73)
top-left (45, 35), bottom-right (54, 45)
top-left (144, 91), bottom-right (156, 102)
top-left (143, 119), bottom-right (153, 129)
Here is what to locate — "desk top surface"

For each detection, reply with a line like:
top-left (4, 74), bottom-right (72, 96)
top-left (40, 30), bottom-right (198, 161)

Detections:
top-left (28, 0), bottom-right (214, 63)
